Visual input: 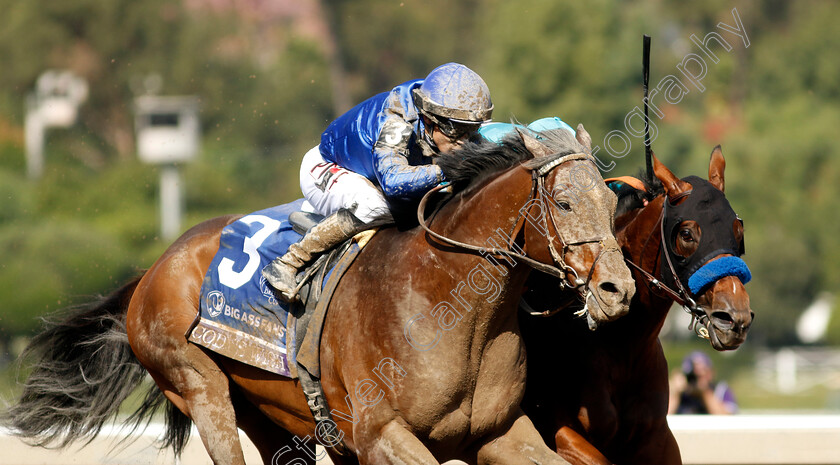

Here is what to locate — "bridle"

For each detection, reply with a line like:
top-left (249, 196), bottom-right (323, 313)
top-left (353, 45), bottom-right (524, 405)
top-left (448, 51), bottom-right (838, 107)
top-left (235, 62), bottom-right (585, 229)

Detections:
top-left (417, 152), bottom-right (620, 314)
top-left (623, 193), bottom-right (712, 339)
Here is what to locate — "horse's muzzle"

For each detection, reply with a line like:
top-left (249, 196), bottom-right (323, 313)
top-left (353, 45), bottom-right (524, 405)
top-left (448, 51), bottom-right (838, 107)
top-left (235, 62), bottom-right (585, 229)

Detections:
top-left (586, 249), bottom-right (635, 325)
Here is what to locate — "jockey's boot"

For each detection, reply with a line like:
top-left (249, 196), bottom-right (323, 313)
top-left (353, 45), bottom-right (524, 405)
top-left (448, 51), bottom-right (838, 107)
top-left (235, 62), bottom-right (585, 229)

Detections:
top-left (263, 209), bottom-right (365, 302)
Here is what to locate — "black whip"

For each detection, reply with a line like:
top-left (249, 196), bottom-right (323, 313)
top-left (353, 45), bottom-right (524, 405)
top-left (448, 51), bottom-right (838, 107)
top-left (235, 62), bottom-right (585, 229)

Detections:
top-left (643, 34), bottom-right (653, 186)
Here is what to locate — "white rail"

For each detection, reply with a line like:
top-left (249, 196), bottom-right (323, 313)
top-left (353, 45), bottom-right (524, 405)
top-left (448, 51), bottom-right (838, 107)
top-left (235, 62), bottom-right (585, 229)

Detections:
top-left (668, 414), bottom-right (840, 464)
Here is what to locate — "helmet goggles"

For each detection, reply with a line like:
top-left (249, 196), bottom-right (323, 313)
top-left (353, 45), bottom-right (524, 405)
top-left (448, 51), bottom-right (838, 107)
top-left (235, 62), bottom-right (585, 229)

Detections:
top-left (422, 111), bottom-right (481, 141)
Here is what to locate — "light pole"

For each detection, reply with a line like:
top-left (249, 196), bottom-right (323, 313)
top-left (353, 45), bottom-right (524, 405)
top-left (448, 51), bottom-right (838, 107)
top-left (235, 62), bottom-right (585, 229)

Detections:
top-left (24, 70), bottom-right (88, 179)
top-left (134, 95), bottom-right (200, 240)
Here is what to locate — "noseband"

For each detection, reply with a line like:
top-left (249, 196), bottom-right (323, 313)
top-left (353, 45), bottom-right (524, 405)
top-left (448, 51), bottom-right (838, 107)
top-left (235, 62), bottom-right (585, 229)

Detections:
top-left (417, 152), bottom-right (618, 299)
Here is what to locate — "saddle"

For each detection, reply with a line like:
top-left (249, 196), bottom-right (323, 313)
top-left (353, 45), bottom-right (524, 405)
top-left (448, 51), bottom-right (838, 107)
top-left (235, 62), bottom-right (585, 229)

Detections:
top-left (288, 211), bottom-right (324, 235)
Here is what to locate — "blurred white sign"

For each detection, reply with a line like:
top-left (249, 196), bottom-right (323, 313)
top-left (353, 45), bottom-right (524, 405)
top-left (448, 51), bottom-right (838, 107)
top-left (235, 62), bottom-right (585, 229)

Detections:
top-left (134, 95), bottom-right (200, 165)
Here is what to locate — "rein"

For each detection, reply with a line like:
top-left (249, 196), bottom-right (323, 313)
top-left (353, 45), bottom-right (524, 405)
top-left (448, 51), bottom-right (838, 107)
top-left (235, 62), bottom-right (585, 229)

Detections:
top-left (417, 152), bottom-right (611, 292)
top-left (417, 183), bottom-right (570, 281)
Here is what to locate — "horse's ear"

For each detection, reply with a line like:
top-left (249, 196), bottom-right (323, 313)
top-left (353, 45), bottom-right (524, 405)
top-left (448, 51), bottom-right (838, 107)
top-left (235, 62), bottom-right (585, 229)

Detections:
top-left (575, 124), bottom-right (592, 152)
top-left (708, 145), bottom-right (725, 193)
top-left (517, 128), bottom-right (552, 157)
top-left (652, 152), bottom-right (692, 200)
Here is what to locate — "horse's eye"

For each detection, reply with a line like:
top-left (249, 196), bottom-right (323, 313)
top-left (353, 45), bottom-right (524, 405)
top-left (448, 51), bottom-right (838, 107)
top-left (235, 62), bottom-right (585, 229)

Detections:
top-left (557, 201), bottom-right (572, 211)
top-left (679, 229), bottom-right (693, 242)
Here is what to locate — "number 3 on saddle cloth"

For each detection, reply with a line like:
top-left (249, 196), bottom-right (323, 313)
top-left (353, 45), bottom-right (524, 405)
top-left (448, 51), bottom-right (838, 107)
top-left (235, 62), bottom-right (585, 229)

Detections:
top-left (186, 198), bottom-right (373, 379)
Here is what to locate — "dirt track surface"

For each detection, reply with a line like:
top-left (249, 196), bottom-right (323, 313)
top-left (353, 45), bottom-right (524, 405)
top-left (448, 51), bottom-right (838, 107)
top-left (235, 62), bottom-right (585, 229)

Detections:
top-left (0, 424), bottom-right (277, 465)
top-left (0, 424), bottom-right (471, 465)
top-left (5, 415), bottom-right (840, 464)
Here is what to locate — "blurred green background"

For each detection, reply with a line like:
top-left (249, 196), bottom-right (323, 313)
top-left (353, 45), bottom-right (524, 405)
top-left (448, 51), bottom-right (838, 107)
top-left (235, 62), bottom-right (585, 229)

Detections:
top-left (1, 0), bottom-right (839, 411)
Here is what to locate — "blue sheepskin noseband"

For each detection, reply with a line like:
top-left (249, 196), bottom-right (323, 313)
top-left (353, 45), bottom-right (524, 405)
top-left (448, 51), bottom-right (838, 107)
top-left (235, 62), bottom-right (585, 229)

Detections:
top-left (687, 256), bottom-right (752, 295)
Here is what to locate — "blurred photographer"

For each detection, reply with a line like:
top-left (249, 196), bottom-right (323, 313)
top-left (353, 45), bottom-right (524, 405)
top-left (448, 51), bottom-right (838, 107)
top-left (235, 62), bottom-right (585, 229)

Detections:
top-left (668, 351), bottom-right (738, 414)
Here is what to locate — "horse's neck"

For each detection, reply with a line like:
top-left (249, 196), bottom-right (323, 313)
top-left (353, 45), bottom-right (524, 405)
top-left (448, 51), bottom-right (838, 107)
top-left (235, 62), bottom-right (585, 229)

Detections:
top-left (617, 195), bottom-right (673, 337)
top-left (435, 167), bottom-right (533, 243)
top-left (428, 167), bottom-right (535, 331)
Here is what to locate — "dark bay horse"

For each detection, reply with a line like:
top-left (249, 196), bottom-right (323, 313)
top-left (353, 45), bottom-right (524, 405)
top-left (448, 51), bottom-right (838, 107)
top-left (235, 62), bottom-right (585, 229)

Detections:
top-left (4, 127), bottom-right (634, 464)
top-left (521, 147), bottom-right (753, 465)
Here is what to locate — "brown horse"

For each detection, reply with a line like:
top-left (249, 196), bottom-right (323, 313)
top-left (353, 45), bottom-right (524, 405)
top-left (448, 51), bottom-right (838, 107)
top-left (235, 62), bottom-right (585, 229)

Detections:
top-left (3, 127), bottom-right (635, 464)
top-left (520, 147), bottom-right (753, 465)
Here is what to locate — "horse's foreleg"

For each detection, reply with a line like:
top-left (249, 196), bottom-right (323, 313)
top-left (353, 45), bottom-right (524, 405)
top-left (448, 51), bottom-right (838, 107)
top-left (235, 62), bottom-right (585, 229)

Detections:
top-left (354, 419), bottom-right (441, 465)
top-left (476, 413), bottom-right (572, 465)
top-left (554, 426), bottom-right (613, 465)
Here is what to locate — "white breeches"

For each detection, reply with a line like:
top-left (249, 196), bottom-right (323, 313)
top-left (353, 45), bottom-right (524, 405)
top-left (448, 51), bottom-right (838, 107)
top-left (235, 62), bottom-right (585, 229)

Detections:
top-left (299, 145), bottom-right (389, 223)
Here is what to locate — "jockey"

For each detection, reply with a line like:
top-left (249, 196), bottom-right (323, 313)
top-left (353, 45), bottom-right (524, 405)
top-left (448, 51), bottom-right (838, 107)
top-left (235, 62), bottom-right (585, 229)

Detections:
top-left (264, 62), bottom-right (493, 301)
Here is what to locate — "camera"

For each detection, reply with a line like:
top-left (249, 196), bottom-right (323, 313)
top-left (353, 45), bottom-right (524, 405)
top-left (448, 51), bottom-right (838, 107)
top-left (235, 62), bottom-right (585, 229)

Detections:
top-left (686, 371), bottom-right (697, 386)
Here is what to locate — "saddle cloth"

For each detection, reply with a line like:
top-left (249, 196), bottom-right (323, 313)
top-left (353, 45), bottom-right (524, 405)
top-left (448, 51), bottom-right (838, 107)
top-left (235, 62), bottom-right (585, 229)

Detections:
top-left (186, 199), bottom-right (372, 378)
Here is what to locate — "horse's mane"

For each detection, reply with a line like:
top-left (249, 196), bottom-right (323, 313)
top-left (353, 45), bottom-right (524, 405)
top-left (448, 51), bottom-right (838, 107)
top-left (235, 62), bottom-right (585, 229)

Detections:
top-left (437, 128), bottom-right (586, 193)
top-left (640, 169), bottom-right (664, 197)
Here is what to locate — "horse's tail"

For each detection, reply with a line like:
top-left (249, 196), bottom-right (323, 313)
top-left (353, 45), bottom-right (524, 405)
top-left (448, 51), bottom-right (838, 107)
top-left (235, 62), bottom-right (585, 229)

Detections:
top-left (1, 275), bottom-right (192, 456)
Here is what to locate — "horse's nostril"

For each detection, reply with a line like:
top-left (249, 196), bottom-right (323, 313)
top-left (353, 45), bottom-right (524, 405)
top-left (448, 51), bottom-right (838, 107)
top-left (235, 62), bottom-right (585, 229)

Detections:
top-left (599, 282), bottom-right (619, 294)
top-left (711, 311), bottom-right (735, 330)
